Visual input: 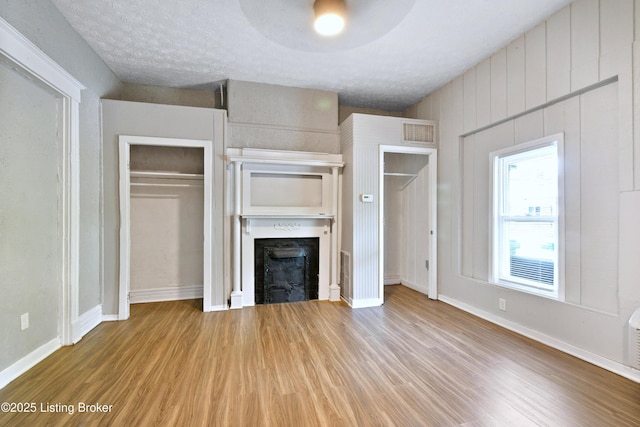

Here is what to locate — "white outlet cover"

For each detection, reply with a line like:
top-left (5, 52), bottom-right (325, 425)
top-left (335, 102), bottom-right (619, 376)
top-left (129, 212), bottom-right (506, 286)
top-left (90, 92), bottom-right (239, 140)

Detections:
top-left (20, 313), bottom-right (29, 330)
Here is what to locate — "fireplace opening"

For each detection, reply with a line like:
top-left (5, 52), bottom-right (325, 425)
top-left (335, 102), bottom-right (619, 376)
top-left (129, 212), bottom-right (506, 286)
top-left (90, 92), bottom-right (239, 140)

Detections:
top-left (254, 238), bottom-right (319, 304)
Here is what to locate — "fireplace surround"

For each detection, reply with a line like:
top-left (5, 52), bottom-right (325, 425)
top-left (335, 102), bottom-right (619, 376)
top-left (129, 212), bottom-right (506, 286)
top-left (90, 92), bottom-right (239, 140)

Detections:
top-left (227, 148), bottom-right (343, 308)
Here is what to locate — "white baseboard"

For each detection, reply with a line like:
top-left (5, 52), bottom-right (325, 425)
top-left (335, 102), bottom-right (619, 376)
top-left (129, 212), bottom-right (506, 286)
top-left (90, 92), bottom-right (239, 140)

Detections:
top-left (384, 274), bottom-right (401, 285)
top-left (348, 297), bottom-right (384, 309)
top-left (130, 284), bottom-right (203, 304)
top-left (204, 304), bottom-right (229, 312)
top-left (0, 338), bottom-right (61, 390)
top-left (438, 295), bottom-right (640, 384)
top-left (102, 314), bottom-right (119, 322)
top-left (400, 279), bottom-right (428, 295)
top-left (72, 305), bottom-right (102, 344)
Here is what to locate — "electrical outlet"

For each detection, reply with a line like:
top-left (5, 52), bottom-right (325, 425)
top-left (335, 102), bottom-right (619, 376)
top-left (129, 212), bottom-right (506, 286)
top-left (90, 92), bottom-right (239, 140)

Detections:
top-left (498, 298), bottom-right (506, 312)
top-left (21, 313), bottom-right (29, 330)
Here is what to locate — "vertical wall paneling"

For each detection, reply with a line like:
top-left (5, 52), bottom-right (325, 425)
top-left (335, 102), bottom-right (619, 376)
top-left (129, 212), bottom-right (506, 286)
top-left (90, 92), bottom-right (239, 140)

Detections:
top-left (618, 192), bottom-right (640, 303)
top-left (571, 0), bottom-right (600, 91)
top-left (635, 40), bottom-right (640, 190)
top-left (546, 6), bottom-right (572, 100)
top-left (471, 122), bottom-right (514, 281)
top-left (342, 115), bottom-right (437, 306)
top-left (544, 97), bottom-right (582, 304)
top-left (449, 78), bottom-right (465, 276)
top-left (579, 83), bottom-right (619, 313)
top-left (406, 0), bottom-right (640, 374)
top-left (463, 68), bottom-right (477, 133)
top-left (491, 48), bottom-right (508, 123)
top-left (476, 59), bottom-right (492, 128)
top-left (525, 22), bottom-right (548, 110)
top-left (514, 109), bottom-right (544, 144)
top-left (599, 0), bottom-right (635, 191)
top-left (600, 0), bottom-right (634, 80)
top-left (461, 135), bottom-right (475, 277)
top-left (507, 36), bottom-right (526, 116)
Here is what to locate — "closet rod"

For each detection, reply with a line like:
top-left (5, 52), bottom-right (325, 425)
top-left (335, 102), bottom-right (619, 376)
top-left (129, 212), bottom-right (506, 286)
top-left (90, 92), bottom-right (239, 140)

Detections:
top-left (130, 182), bottom-right (203, 188)
top-left (130, 171), bottom-right (204, 180)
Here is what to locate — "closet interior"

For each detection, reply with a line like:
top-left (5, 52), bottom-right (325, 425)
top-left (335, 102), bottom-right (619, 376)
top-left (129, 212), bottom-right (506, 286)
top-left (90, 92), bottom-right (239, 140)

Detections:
top-left (383, 151), bottom-right (431, 295)
top-left (128, 145), bottom-right (205, 303)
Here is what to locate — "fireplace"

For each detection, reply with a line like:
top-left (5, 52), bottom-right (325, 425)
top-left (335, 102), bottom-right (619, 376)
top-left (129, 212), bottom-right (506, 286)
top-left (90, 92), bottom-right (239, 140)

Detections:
top-left (227, 148), bottom-right (343, 309)
top-left (255, 238), bottom-right (319, 304)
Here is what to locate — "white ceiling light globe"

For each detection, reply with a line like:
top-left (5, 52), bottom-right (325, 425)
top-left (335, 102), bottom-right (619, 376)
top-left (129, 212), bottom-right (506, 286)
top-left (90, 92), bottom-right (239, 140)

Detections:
top-left (314, 13), bottom-right (345, 36)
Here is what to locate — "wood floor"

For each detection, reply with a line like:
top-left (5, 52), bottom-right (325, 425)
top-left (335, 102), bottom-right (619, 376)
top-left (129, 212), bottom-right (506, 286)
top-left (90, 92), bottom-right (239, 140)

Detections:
top-left (1, 285), bottom-right (639, 426)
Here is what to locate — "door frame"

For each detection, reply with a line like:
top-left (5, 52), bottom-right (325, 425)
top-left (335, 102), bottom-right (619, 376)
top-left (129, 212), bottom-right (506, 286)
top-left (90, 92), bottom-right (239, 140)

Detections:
top-left (118, 135), bottom-right (213, 320)
top-left (0, 17), bottom-right (85, 347)
top-left (378, 145), bottom-right (438, 301)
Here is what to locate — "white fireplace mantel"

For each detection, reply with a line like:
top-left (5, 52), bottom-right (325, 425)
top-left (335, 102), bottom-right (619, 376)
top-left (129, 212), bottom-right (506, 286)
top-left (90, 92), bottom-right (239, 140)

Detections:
top-left (227, 148), bottom-right (343, 308)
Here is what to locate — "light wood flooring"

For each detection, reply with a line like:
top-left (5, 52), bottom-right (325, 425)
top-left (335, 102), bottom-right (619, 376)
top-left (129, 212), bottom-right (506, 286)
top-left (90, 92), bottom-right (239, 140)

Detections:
top-left (1, 285), bottom-right (639, 426)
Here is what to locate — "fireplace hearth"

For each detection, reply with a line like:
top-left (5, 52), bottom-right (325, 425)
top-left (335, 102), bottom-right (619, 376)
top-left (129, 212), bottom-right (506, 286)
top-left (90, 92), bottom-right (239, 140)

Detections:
top-left (255, 238), bottom-right (319, 304)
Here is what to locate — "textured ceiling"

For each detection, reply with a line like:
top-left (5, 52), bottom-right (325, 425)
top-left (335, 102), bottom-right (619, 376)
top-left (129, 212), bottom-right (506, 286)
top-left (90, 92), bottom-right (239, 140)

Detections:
top-left (51, 0), bottom-right (573, 111)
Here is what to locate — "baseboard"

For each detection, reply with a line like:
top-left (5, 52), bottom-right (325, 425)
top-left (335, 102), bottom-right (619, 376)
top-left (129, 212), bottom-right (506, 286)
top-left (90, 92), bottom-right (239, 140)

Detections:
top-left (0, 338), bottom-right (61, 390)
top-left (384, 274), bottom-right (401, 285)
top-left (102, 314), bottom-right (119, 322)
top-left (438, 295), bottom-right (640, 384)
top-left (71, 305), bottom-right (102, 344)
top-left (348, 298), bottom-right (384, 309)
top-left (204, 304), bottom-right (229, 312)
top-left (400, 279), bottom-right (428, 295)
top-left (130, 284), bottom-right (203, 304)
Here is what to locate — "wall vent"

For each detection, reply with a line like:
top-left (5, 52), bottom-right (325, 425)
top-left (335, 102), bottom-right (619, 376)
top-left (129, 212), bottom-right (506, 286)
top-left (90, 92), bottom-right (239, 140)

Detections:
top-left (403, 122), bottom-right (436, 144)
top-left (629, 309), bottom-right (640, 369)
top-left (340, 250), bottom-right (351, 297)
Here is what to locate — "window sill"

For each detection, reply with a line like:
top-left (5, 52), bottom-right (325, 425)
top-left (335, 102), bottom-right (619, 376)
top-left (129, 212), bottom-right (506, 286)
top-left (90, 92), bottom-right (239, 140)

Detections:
top-left (491, 279), bottom-right (563, 301)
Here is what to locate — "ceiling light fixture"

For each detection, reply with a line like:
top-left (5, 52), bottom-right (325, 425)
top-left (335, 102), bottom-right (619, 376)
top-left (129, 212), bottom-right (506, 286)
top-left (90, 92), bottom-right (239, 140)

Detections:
top-left (313, 0), bottom-right (346, 37)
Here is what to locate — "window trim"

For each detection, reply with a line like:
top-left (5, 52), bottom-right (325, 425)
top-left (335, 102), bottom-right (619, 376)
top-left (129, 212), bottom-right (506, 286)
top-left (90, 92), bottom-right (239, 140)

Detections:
top-left (489, 133), bottom-right (565, 300)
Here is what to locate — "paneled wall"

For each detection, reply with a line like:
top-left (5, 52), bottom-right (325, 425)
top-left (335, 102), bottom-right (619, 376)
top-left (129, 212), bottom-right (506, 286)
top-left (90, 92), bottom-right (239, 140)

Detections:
top-left (406, 0), bottom-right (640, 371)
top-left (341, 114), bottom-right (436, 306)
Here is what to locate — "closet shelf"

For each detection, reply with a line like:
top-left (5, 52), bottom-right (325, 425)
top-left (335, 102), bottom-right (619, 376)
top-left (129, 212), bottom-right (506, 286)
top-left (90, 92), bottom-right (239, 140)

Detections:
top-left (384, 172), bottom-right (418, 190)
top-left (130, 171), bottom-right (204, 180)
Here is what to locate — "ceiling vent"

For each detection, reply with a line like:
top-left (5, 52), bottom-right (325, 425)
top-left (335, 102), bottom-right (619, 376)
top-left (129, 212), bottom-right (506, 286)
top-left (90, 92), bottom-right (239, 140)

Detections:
top-left (403, 122), bottom-right (437, 144)
top-left (629, 309), bottom-right (640, 369)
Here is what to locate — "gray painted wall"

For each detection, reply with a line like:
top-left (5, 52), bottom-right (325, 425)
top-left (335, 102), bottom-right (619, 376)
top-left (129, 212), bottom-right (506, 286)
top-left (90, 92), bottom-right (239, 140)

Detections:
top-left (406, 0), bottom-right (640, 368)
top-left (227, 80), bottom-right (340, 153)
top-left (0, 0), bottom-right (120, 373)
top-left (0, 63), bottom-right (59, 371)
top-left (101, 100), bottom-right (227, 314)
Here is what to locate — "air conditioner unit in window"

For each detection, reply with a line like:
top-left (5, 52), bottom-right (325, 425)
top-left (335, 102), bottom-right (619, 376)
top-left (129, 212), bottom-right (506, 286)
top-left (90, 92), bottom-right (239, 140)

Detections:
top-left (628, 308), bottom-right (640, 369)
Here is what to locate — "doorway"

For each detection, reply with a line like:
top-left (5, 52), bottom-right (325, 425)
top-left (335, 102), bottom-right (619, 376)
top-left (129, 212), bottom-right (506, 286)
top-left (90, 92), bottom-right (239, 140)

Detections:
top-left (379, 145), bottom-right (437, 302)
top-left (118, 135), bottom-right (213, 320)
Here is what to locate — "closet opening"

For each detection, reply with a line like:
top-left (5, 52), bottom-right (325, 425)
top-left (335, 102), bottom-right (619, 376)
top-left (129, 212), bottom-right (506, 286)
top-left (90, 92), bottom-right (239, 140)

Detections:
top-left (379, 145), bottom-right (437, 303)
top-left (118, 136), bottom-right (214, 320)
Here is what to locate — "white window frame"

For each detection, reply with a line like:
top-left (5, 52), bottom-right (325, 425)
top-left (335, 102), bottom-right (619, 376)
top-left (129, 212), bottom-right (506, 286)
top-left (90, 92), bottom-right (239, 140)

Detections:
top-left (489, 133), bottom-right (565, 300)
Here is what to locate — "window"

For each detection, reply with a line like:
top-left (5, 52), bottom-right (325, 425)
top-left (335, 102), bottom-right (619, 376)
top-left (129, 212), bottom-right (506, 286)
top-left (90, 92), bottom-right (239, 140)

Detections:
top-left (490, 134), bottom-right (563, 299)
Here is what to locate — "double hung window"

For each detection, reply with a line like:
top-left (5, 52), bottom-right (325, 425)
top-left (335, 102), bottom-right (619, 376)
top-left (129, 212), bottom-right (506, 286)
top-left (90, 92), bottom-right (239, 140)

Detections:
top-left (491, 134), bottom-right (563, 299)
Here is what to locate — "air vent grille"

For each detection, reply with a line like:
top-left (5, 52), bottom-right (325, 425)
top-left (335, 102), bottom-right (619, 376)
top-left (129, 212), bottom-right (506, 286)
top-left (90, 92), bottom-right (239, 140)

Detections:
top-left (629, 309), bottom-right (640, 369)
top-left (340, 251), bottom-right (351, 297)
top-left (403, 123), bottom-right (436, 143)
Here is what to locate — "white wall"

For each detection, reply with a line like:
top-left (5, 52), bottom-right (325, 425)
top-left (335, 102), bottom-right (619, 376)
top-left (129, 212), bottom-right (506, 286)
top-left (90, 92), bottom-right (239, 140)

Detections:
top-left (129, 146), bottom-right (205, 300)
top-left (406, 0), bottom-right (640, 371)
top-left (341, 114), bottom-right (437, 306)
